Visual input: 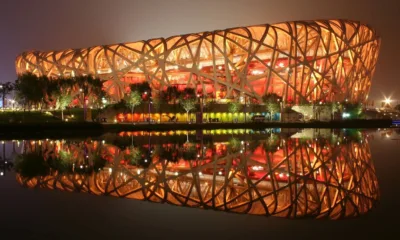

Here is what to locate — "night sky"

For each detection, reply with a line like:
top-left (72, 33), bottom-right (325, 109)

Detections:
top-left (0, 0), bottom-right (398, 103)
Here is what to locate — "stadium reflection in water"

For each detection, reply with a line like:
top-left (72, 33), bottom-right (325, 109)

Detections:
top-left (14, 129), bottom-right (379, 219)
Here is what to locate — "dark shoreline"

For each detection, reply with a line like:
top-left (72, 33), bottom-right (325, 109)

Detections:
top-left (0, 119), bottom-right (394, 139)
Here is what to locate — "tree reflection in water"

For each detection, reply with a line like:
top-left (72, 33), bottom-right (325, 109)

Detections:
top-left (14, 129), bottom-right (379, 220)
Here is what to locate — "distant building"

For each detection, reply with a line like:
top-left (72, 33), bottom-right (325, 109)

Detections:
top-left (363, 108), bottom-right (400, 120)
top-left (281, 109), bottom-right (303, 122)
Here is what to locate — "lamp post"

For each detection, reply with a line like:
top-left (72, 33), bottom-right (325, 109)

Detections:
top-left (142, 91), bottom-right (148, 122)
top-left (148, 99), bottom-right (152, 124)
top-left (243, 96), bottom-right (247, 123)
top-left (0, 84), bottom-right (3, 110)
top-left (143, 91), bottom-right (152, 123)
top-left (197, 93), bottom-right (203, 123)
top-left (80, 88), bottom-right (87, 121)
top-left (277, 98), bottom-right (282, 122)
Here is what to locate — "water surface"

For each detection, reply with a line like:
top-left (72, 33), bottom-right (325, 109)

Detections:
top-left (0, 128), bottom-right (399, 238)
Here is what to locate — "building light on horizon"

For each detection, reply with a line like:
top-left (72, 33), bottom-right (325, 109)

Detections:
top-left (384, 97), bottom-right (392, 105)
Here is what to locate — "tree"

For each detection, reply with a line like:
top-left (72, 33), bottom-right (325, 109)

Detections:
top-left (0, 82), bottom-right (14, 109)
top-left (74, 75), bottom-right (103, 96)
top-left (182, 87), bottom-right (196, 99)
top-left (130, 82), bottom-right (151, 96)
top-left (181, 98), bottom-right (196, 122)
top-left (166, 86), bottom-right (179, 101)
top-left (47, 77), bottom-right (74, 120)
top-left (166, 86), bottom-right (180, 115)
top-left (152, 92), bottom-right (163, 122)
top-left (56, 95), bottom-right (73, 121)
top-left (74, 75), bottom-right (104, 121)
top-left (262, 134), bottom-right (280, 153)
top-left (342, 101), bottom-right (362, 119)
top-left (331, 102), bottom-right (340, 114)
top-left (228, 101), bottom-right (242, 122)
top-left (228, 137), bottom-right (241, 153)
top-left (39, 75), bottom-right (54, 109)
top-left (263, 93), bottom-right (282, 121)
top-left (266, 102), bottom-right (280, 121)
top-left (125, 91), bottom-right (142, 124)
top-left (314, 104), bottom-right (324, 120)
top-left (204, 99), bottom-right (218, 121)
top-left (14, 152), bottom-right (49, 178)
top-left (328, 102), bottom-right (341, 120)
top-left (48, 150), bottom-right (74, 174)
top-left (180, 142), bottom-right (197, 160)
top-left (130, 82), bottom-right (152, 120)
top-left (125, 146), bottom-right (143, 166)
top-left (179, 87), bottom-right (197, 122)
top-left (14, 73), bottom-right (45, 110)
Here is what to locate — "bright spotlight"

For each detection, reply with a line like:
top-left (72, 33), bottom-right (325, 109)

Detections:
top-left (384, 98), bottom-right (392, 105)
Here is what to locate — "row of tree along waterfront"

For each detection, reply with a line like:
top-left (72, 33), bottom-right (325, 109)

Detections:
top-left (0, 73), bottom-right (364, 122)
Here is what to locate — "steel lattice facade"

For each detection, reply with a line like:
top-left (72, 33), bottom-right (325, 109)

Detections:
top-left (16, 20), bottom-right (380, 103)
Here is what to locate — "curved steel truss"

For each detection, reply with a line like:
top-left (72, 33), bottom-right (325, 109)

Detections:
top-left (15, 20), bottom-right (380, 103)
top-left (17, 135), bottom-right (379, 219)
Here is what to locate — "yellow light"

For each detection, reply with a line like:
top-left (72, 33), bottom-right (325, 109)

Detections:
top-left (384, 98), bottom-right (392, 105)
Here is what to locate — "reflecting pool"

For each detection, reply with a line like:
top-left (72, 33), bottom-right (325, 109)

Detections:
top-left (1, 128), bottom-right (381, 220)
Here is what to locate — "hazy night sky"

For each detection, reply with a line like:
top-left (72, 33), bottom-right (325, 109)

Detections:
top-left (0, 0), bottom-right (398, 103)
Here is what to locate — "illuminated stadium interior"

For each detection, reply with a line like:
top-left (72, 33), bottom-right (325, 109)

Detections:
top-left (16, 19), bottom-right (380, 104)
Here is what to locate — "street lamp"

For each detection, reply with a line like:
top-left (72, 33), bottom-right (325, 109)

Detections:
top-left (0, 84), bottom-right (3, 110)
top-left (197, 93), bottom-right (204, 123)
top-left (384, 97), bottom-right (392, 106)
top-left (242, 96), bottom-right (249, 123)
top-left (79, 88), bottom-right (87, 121)
top-left (148, 100), bottom-right (153, 123)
